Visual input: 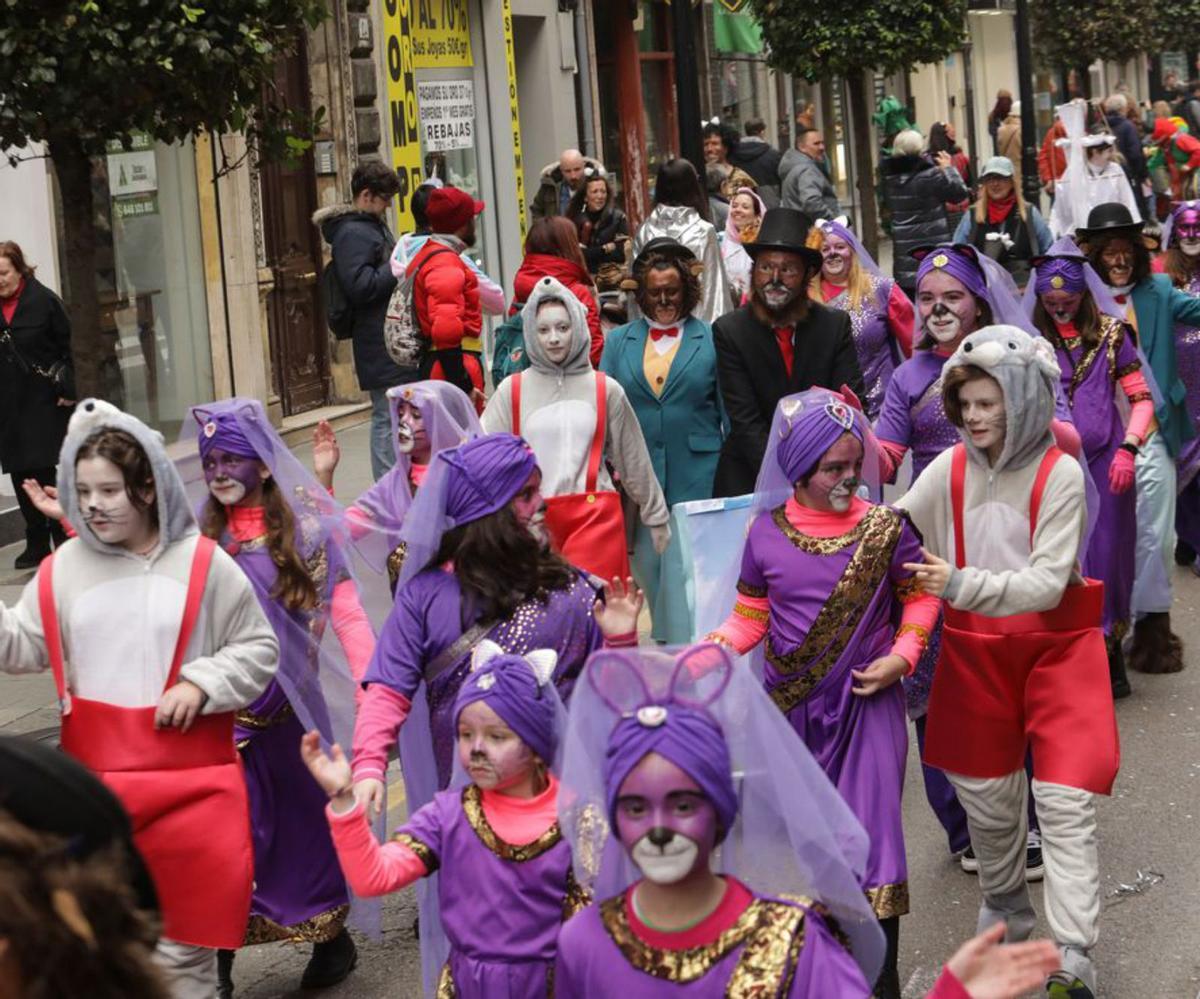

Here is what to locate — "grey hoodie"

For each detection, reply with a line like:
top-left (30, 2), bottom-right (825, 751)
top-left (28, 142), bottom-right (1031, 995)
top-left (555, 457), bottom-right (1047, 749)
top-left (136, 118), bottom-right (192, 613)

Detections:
top-left (0, 400), bottom-right (278, 713)
top-left (897, 326), bottom-right (1087, 615)
top-left (481, 277), bottom-right (668, 529)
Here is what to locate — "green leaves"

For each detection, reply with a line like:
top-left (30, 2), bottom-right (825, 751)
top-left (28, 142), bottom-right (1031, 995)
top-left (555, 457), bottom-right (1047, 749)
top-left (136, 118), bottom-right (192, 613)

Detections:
top-left (0, 0), bottom-right (329, 160)
top-left (747, 0), bottom-right (967, 79)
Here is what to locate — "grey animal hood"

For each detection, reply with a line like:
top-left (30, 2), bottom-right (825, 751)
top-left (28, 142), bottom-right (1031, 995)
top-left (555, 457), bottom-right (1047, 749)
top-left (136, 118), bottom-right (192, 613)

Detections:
top-left (520, 275), bottom-right (593, 376)
top-left (943, 325), bottom-right (1061, 473)
top-left (58, 399), bottom-right (198, 553)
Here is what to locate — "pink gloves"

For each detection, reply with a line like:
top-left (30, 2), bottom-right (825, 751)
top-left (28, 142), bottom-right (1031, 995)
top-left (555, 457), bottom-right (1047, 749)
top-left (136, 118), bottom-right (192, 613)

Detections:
top-left (1109, 447), bottom-right (1136, 494)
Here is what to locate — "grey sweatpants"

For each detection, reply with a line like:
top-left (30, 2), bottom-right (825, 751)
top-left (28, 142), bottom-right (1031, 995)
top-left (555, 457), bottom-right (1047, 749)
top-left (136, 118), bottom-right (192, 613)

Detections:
top-left (948, 769), bottom-right (1099, 992)
top-left (155, 938), bottom-right (218, 999)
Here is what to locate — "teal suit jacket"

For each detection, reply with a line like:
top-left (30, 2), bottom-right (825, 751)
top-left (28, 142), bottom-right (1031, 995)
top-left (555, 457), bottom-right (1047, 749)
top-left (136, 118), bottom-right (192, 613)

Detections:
top-left (1130, 274), bottom-right (1200, 457)
top-left (600, 317), bottom-right (726, 505)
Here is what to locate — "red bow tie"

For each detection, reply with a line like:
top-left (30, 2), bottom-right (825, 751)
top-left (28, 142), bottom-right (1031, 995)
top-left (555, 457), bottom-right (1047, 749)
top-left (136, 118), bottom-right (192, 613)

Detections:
top-left (1113, 294), bottom-right (1128, 304)
top-left (649, 327), bottom-right (680, 341)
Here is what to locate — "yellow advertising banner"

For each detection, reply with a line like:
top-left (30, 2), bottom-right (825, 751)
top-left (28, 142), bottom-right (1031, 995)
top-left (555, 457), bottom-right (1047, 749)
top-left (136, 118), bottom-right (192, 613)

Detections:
top-left (500, 0), bottom-right (526, 239)
top-left (412, 0), bottom-right (473, 68)
top-left (382, 0), bottom-right (474, 233)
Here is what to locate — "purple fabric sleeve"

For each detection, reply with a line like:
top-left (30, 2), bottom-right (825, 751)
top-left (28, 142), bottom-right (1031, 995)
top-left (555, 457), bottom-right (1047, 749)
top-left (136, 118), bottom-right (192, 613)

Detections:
top-left (787, 906), bottom-right (873, 996)
top-left (888, 516), bottom-right (926, 585)
top-left (362, 576), bottom-right (429, 699)
top-left (737, 515), bottom-right (768, 592)
top-left (396, 791), bottom-right (447, 866)
top-left (874, 363), bottom-right (916, 446)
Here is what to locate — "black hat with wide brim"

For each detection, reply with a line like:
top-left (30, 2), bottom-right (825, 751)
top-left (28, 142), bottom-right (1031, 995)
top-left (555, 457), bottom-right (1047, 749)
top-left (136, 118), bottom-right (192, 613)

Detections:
top-left (1075, 202), bottom-right (1145, 240)
top-left (743, 207), bottom-right (823, 268)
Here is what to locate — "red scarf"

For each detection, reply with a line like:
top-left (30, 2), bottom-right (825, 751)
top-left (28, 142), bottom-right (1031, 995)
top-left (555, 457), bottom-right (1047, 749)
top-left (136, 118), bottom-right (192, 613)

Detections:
top-left (987, 195), bottom-right (1017, 225)
top-left (1, 277), bottom-right (25, 326)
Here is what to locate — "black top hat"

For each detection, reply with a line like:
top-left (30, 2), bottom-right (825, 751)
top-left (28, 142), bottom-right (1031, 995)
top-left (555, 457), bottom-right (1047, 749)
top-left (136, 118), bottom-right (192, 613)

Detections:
top-left (743, 208), bottom-right (823, 268)
top-left (632, 236), bottom-right (697, 269)
top-left (1075, 202), bottom-right (1145, 238)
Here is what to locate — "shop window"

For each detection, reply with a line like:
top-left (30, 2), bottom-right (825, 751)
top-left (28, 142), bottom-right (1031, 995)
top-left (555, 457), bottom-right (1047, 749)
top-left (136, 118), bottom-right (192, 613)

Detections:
top-left (71, 136), bottom-right (213, 438)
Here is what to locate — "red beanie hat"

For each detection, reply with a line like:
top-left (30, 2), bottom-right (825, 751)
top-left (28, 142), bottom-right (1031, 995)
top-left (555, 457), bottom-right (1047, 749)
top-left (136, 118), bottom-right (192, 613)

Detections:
top-left (427, 186), bottom-right (485, 233)
top-left (1153, 117), bottom-right (1178, 142)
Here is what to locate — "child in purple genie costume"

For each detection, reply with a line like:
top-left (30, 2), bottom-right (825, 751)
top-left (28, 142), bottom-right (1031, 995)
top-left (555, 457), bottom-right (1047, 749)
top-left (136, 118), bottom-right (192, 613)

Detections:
top-left (703, 389), bottom-right (940, 998)
top-left (350, 432), bottom-right (602, 825)
top-left (1027, 238), bottom-right (1156, 699)
top-left (189, 398), bottom-right (376, 994)
top-left (312, 379), bottom-right (482, 591)
top-left (304, 642), bottom-right (589, 997)
top-left (554, 643), bottom-right (1061, 999)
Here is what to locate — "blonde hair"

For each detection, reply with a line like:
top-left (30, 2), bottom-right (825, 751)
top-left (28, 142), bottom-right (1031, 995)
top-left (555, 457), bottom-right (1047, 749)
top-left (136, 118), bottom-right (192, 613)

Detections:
top-left (805, 228), bottom-right (873, 311)
top-left (974, 180), bottom-right (1028, 224)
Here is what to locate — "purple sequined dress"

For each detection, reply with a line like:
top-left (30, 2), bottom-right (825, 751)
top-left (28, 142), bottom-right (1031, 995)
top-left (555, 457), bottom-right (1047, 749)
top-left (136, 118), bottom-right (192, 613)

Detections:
top-left (230, 531), bottom-right (351, 944)
top-left (555, 882), bottom-right (869, 997)
top-left (1174, 271), bottom-right (1200, 551)
top-left (1043, 316), bottom-right (1142, 638)
top-left (397, 784), bottom-right (586, 996)
top-left (736, 503), bottom-right (917, 919)
top-left (826, 276), bottom-right (901, 423)
top-left (365, 567), bottom-right (601, 790)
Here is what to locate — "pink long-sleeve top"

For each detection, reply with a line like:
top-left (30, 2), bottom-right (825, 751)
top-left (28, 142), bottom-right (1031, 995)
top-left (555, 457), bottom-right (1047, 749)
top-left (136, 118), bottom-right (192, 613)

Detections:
top-left (227, 505), bottom-right (376, 684)
top-left (326, 775), bottom-right (559, 897)
top-left (709, 497), bottom-right (940, 672)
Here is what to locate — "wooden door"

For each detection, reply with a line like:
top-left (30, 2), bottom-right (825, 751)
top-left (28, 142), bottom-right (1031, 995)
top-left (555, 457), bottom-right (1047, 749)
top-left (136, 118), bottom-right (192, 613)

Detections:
top-left (261, 40), bottom-right (328, 415)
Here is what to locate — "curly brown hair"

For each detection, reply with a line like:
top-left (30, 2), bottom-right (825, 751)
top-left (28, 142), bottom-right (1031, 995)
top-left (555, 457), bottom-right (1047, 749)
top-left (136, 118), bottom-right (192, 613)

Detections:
top-left (432, 505), bottom-right (575, 621)
top-left (1163, 245), bottom-right (1200, 290)
top-left (0, 812), bottom-right (170, 999)
top-left (201, 477), bottom-right (318, 612)
top-left (75, 429), bottom-right (159, 531)
top-left (632, 252), bottom-right (701, 318)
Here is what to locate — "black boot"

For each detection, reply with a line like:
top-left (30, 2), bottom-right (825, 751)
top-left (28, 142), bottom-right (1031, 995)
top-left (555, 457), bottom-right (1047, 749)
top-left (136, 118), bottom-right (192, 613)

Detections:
top-left (1176, 539), bottom-right (1196, 567)
top-left (1107, 635), bottom-right (1132, 699)
top-left (217, 949), bottom-right (234, 999)
top-left (1129, 611), bottom-right (1185, 674)
top-left (301, 928), bottom-right (357, 989)
top-left (873, 916), bottom-right (901, 999)
top-left (13, 535), bottom-right (50, 570)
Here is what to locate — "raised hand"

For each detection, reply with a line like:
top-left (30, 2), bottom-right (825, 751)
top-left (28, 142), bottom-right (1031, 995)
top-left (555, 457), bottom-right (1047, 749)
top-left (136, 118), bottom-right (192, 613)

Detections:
top-left (22, 480), bottom-right (65, 522)
top-left (312, 420), bottom-right (341, 491)
top-left (592, 576), bottom-right (645, 640)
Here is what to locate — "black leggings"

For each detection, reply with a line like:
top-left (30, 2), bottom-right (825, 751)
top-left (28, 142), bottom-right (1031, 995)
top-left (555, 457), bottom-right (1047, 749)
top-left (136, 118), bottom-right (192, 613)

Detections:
top-left (873, 916), bottom-right (901, 999)
top-left (10, 467), bottom-right (65, 551)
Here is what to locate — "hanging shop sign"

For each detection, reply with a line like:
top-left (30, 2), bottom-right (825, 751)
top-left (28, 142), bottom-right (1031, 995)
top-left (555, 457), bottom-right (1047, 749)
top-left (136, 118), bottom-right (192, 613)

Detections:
top-left (416, 80), bottom-right (475, 152)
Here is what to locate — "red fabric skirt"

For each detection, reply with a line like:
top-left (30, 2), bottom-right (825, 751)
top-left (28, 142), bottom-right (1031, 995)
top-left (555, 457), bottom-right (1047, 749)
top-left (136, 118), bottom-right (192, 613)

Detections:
top-left (924, 580), bottom-right (1120, 795)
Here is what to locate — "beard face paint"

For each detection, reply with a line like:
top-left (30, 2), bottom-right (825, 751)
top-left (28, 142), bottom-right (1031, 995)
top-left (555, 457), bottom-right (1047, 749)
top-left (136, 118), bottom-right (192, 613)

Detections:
top-left (1177, 215), bottom-right (1200, 257)
top-left (958, 375), bottom-right (1007, 459)
top-left (202, 448), bottom-right (265, 506)
top-left (615, 753), bottom-right (718, 886)
top-left (820, 236), bottom-right (853, 281)
top-left (1040, 289), bottom-right (1084, 326)
top-left (793, 433), bottom-right (864, 513)
top-left (395, 400), bottom-right (430, 461)
top-left (917, 271), bottom-right (980, 347)
top-left (456, 700), bottom-right (537, 791)
top-left (74, 455), bottom-right (152, 548)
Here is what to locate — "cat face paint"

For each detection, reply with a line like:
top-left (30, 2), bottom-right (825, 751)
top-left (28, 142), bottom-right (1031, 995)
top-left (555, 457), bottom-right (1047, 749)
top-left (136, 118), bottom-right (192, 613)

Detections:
top-left (1040, 289), bottom-right (1084, 326)
top-left (74, 455), bottom-right (153, 548)
top-left (615, 753), bottom-right (718, 886)
top-left (202, 448), bottom-right (266, 507)
top-left (793, 433), bottom-right (864, 513)
top-left (917, 270), bottom-right (980, 346)
top-left (395, 399), bottom-right (430, 461)
top-left (456, 699), bottom-right (537, 792)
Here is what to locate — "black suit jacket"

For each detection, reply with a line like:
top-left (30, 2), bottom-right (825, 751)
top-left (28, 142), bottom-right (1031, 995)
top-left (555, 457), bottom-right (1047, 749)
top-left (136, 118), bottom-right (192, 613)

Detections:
top-left (712, 303), bottom-right (864, 497)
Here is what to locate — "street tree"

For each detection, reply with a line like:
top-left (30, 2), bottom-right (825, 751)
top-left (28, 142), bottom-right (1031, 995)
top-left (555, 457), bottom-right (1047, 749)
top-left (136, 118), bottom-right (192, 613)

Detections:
top-left (0, 0), bottom-right (327, 399)
top-left (748, 0), bottom-right (967, 256)
top-left (1030, 0), bottom-right (1143, 75)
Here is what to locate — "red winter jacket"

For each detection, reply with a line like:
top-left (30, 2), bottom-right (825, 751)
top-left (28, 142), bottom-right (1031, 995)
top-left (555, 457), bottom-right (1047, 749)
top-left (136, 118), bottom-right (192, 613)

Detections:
top-left (409, 239), bottom-right (482, 352)
top-left (510, 253), bottom-right (602, 367)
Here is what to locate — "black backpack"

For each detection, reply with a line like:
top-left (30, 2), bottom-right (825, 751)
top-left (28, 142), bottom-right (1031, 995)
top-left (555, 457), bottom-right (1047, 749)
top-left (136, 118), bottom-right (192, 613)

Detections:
top-left (322, 261), bottom-right (355, 341)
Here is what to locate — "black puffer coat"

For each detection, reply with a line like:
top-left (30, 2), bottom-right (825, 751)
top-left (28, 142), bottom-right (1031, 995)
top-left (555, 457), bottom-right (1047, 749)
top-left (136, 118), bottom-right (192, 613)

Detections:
top-left (881, 155), bottom-right (969, 294)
